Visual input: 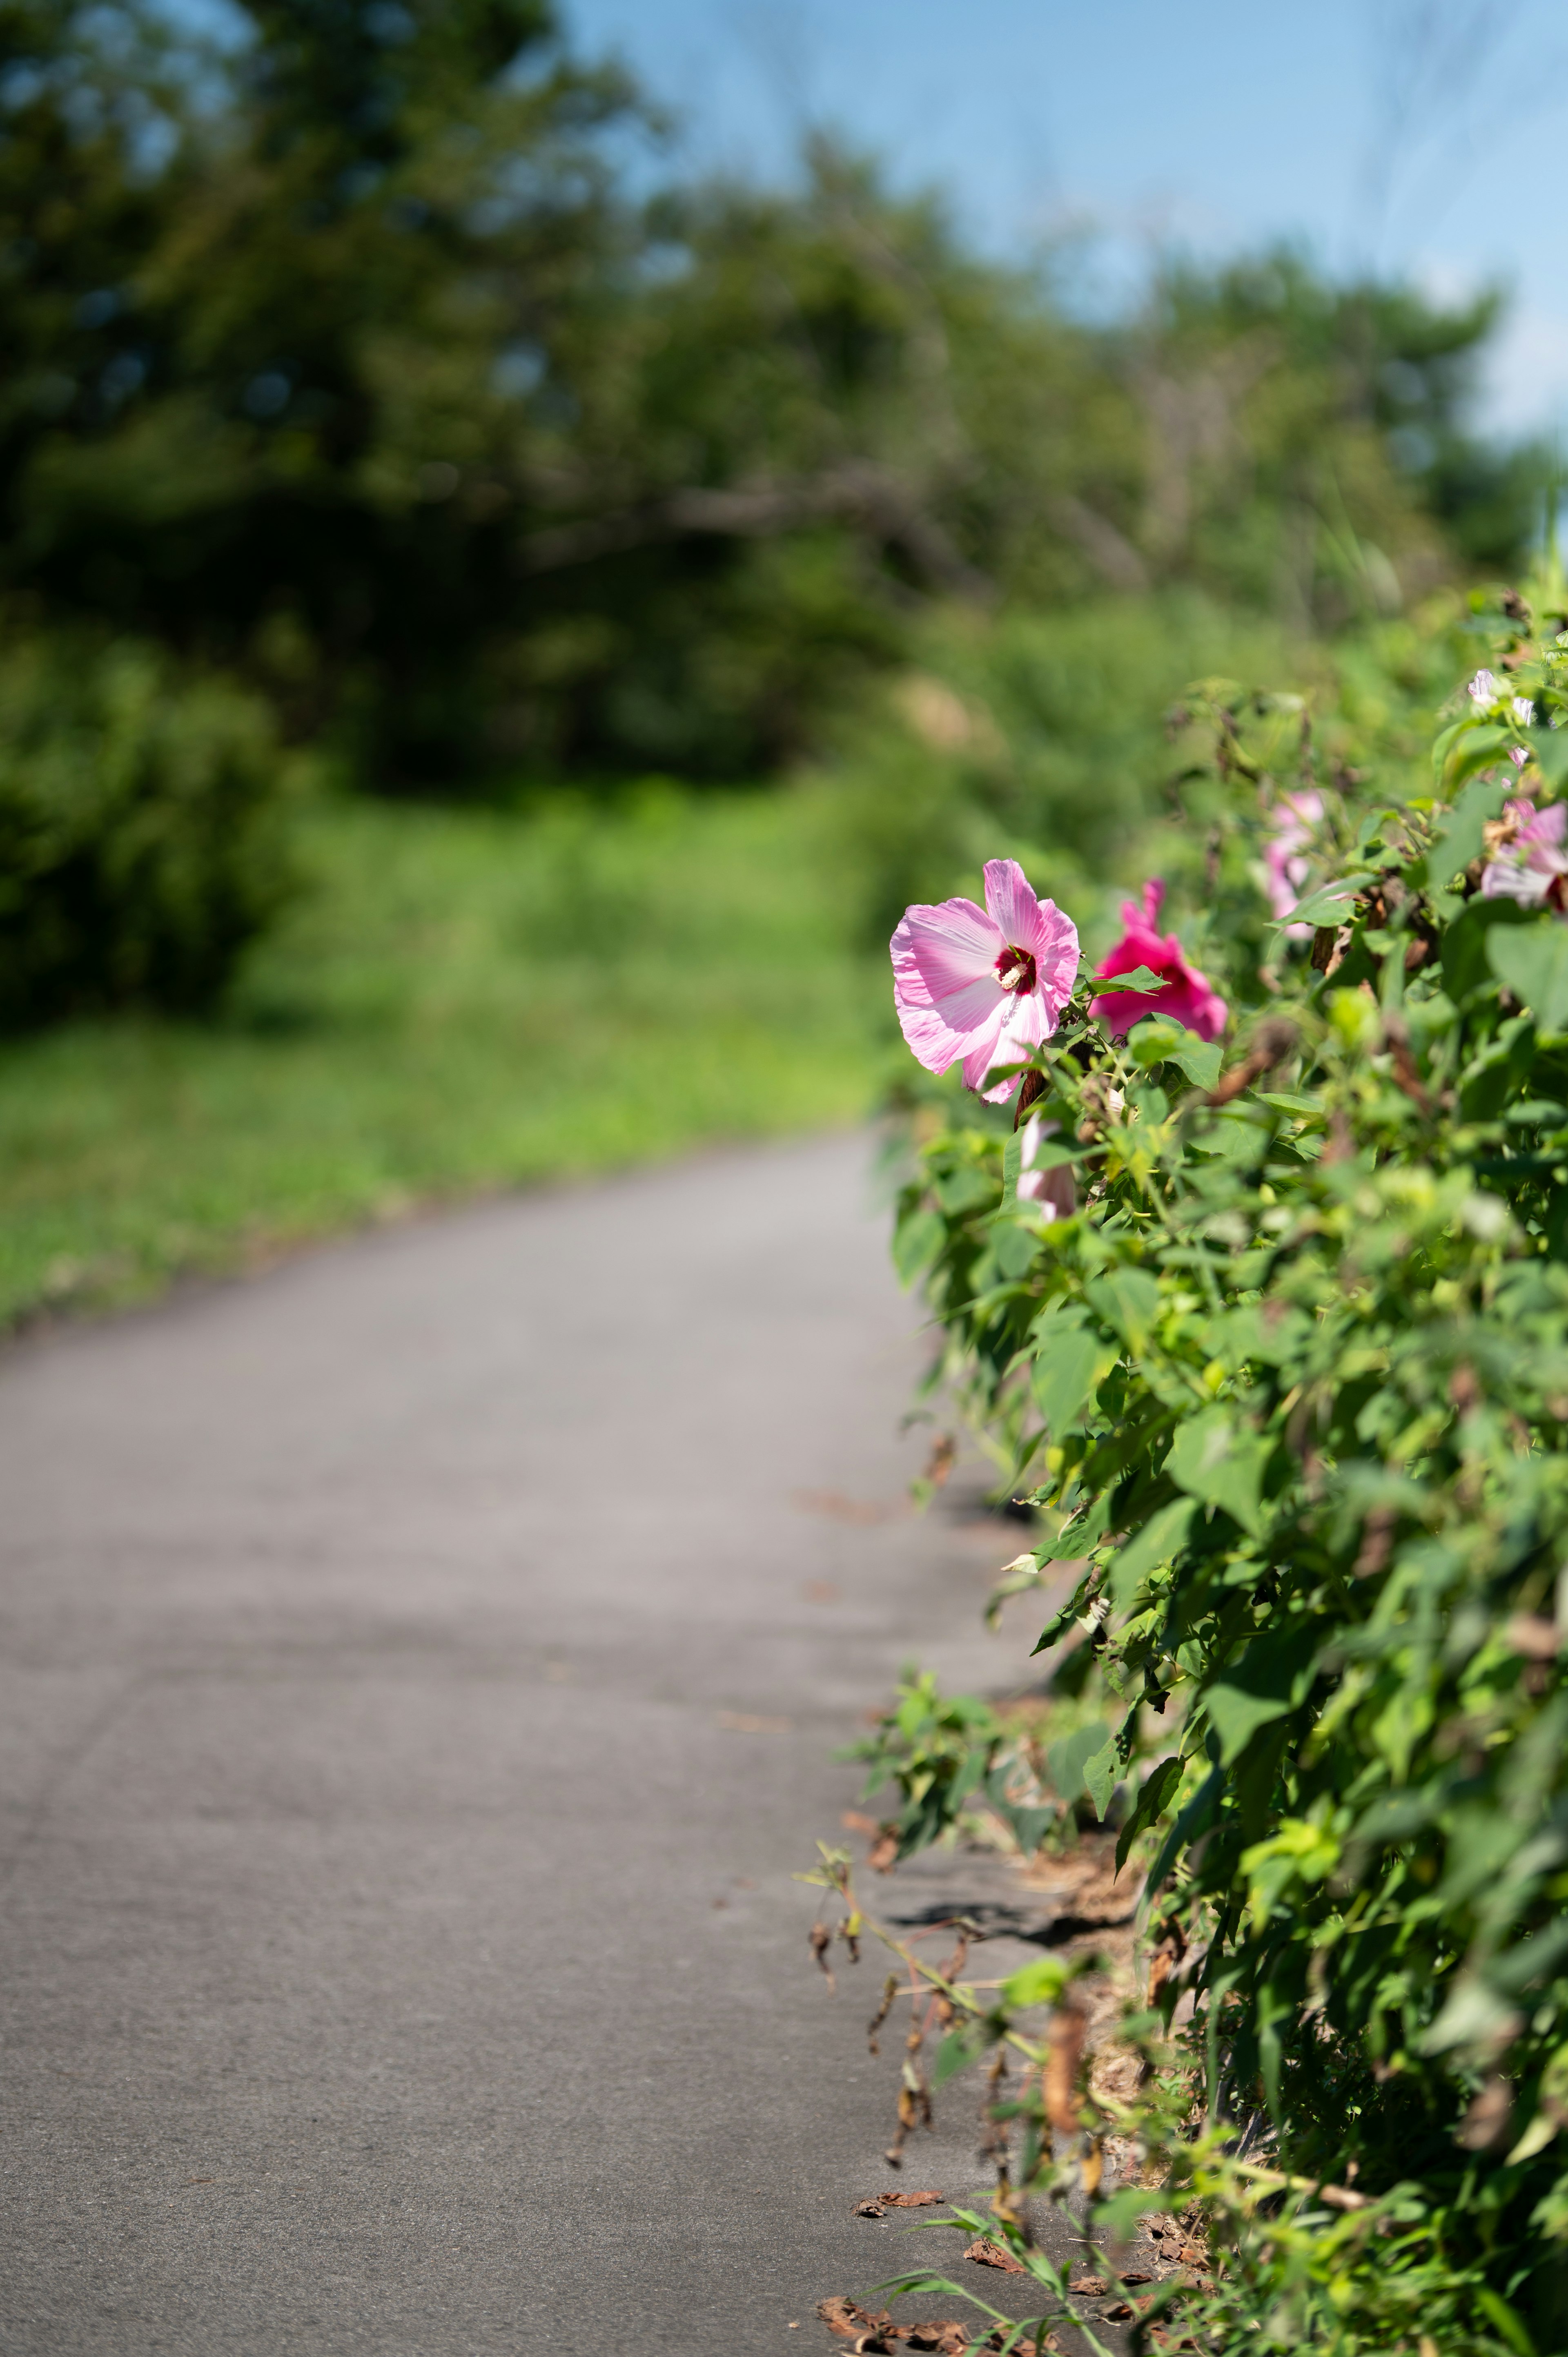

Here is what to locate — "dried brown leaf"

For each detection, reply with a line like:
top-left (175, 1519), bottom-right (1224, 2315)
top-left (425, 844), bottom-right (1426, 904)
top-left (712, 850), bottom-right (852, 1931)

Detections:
top-left (818, 2297), bottom-right (895, 2350)
top-left (809, 1920), bottom-right (835, 1991)
top-left (1044, 1998), bottom-right (1086, 2135)
top-left (866, 1828), bottom-right (900, 1874)
top-left (880, 2189), bottom-right (945, 2207)
top-left (963, 2237), bottom-right (1027, 2274)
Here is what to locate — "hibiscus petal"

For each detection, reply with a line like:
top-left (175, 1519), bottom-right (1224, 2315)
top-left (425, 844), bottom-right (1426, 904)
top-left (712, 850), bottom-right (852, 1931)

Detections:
top-left (1481, 861), bottom-right (1552, 905)
top-left (893, 896), bottom-right (1005, 1000)
top-left (960, 999), bottom-right (1011, 1092)
top-left (982, 858), bottom-right (1042, 950)
top-left (892, 899), bottom-right (1009, 1077)
top-left (1028, 898), bottom-right (1081, 1015)
top-left (976, 992), bottom-right (1047, 1101)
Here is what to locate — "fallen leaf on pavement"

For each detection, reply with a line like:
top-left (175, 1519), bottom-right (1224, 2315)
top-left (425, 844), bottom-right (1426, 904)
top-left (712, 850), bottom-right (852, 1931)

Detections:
top-left (963, 2237), bottom-right (1026, 2274)
top-left (853, 2199), bottom-right (888, 2219)
top-left (817, 2296), bottom-right (894, 2350)
top-left (1069, 2277), bottom-right (1107, 2296)
top-left (880, 2189), bottom-right (944, 2206)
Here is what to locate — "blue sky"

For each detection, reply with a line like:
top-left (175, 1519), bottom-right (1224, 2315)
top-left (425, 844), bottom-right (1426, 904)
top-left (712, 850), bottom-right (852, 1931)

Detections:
top-left (564, 0), bottom-right (1568, 442)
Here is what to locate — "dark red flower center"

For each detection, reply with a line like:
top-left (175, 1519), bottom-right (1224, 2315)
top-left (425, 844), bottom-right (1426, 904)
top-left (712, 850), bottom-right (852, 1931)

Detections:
top-left (995, 942), bottom-right (1037, 995)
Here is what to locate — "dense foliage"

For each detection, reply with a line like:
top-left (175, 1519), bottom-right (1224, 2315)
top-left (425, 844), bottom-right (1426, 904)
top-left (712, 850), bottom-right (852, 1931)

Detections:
top-left (818, 575), bottom-right (1568, 2353)
top-left (0, 2), bottom-right (1547, 785)
top-left (0, 629), bottom-right (291, 1020)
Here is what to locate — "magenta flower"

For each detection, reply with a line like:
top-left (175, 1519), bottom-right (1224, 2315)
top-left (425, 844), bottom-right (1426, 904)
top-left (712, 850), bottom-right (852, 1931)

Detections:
top-left (1089, 879), bottom-right (1227, 1043)
top-left (1262, 786), bottom-right (1324, 935)
top-left (891, 858), bottom-right (1079, 1102)
top-left (1479, 797), bottom-right (1568, 911)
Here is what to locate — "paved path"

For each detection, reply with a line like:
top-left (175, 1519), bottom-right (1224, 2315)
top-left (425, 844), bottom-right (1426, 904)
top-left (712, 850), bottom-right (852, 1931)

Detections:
top-left (0, 1135), bottom-right (1051, 2357)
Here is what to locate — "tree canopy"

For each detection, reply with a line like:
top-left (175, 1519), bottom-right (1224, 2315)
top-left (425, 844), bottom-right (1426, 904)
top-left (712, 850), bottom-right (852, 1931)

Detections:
top-left (0, 1), bottom-right (1547, 782)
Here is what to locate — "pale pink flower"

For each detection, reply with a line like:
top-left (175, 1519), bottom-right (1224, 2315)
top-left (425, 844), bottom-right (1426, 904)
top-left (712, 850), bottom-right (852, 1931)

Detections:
top-left (1089, 879), bottom-right (1227, 1043)
top-left (1479, 797), bottom-right (1568, 910)
top-left (1263, 785), bottom-right (1323, 935)
top-left (1018, 1115), bottom-right (1076, 1220)
top-left (891, 858), bottom-right (1080, 1102)
top-left (1469, 669), bottom-right (1500, 705)
top-left (1514, 697), bottom-right (1536, 727)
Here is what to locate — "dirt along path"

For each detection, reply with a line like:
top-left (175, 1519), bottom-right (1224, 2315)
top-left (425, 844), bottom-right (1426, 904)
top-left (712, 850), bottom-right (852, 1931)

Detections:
top-left (0, 1132), bottom-right (1119, 2357)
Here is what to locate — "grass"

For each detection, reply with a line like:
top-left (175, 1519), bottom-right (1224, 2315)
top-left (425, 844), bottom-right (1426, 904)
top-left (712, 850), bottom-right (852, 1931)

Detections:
top-left (0, 780), bottom-right (889, 1327)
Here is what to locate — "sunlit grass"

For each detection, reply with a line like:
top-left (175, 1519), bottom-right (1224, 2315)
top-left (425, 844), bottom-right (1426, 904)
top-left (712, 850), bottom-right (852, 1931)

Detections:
top-left (0, 782), bottom-right (888, 1325)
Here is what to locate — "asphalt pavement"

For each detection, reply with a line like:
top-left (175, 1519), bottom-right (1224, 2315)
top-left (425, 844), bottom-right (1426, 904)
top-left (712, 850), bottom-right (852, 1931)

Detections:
top-left (0, 1133), bottom-right (1087, 2357)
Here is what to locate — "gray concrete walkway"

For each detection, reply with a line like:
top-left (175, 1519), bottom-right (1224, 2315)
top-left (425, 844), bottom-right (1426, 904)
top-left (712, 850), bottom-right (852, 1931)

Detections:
top-left (0, 1135), bottom-right (1047, 2357)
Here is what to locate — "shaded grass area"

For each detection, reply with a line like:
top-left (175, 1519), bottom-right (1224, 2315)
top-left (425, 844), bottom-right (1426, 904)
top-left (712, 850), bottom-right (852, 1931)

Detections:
top-left (0, 784), bottom-right (888, 1327)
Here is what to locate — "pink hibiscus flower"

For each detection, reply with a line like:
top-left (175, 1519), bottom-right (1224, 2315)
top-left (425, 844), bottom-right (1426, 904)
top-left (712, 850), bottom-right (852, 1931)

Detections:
top-left (891, 857), bottom-right (1080, 1102)
top-left (1089, 879), bottom-right (1227, 1043)
top-left (1479, 797), bottom-right (1568, 911)
top-left (1262, 786), bottom-right (1323, 936)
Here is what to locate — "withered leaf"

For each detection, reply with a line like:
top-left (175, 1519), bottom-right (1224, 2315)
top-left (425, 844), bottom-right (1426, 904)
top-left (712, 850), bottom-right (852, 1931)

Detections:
top-left (1043, 1999), bottom-right (1086, 2135)
top-left (809, 1920), bottom-right (836, 1990)
top-left (901, 2323), bottom-right (969, 2354)
top-left (880, 2189), bottom-right (945, 2206)
top-left (1100, 2302), bottom-right (1134, 2322)
top-left (817, 2297), bottom-right (894, 2350)
top-left (854, 2199), bottom-right (888, 2219)
top-left (1070, 2277), bottom-right (1107, 2297)
top-left (962, 2237), bottom-right (1027, 2274)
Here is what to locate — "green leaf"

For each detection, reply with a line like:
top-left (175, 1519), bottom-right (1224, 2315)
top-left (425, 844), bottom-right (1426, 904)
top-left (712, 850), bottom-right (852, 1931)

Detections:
top-left (1143, 1764), bottom-right (1222, 1903)
top-left (1083, 1266), bottom-right (1160, 1350)
top-left (1488, 920), bottom-right (1568, 1034)
top-left (1273, 872), bottom-right (1373, 928)
top-left (1443, 722), bottom-right (1511, 792)
top-left (1098, 963), bottom-right (1168, 995)
top-left (893, 1208), bottom-right (944, 1286)
top-left (1474, 2289), bottom-right (1538, 2357)
top-left (1000, 1954), bottom-right (1071, 2009)
top-left (1082, 1736), bottom-right (1118, 1822)
top-left (932, 2025), bottom-right (985, 2088)
top-left (1203, 1628), bottom-right (1314, 1766)
top-left (1047, 1718), bottom-right (1111, 1807)
top-left (1094, 2186), bottom-right (1172, 2242)
top-left (1165, 1406), bottom-right (1268, 1535)
top-left (1108, 1496), bottom-right (1196, 1610)
top-left (991, 1218), bottom-right (1039, 1280)
top-left (1430, 773), bottom-right (1508, 905)
top-left (1116, 1752), bottom-right (1183, 1872)
top-left (1527, 727), bottom-right (1568, 788)
top-left (1029, 1307), bottom-right (1103, 1438)
top-left (1167, 1035), bottom-right (1223, 1090)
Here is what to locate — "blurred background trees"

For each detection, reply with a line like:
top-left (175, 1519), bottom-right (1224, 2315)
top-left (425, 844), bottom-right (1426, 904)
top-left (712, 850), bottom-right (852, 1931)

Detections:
top-left (0, 0), bottom-right (1555, 1316)
top-left (3, 1), bottom-right (1540, 809)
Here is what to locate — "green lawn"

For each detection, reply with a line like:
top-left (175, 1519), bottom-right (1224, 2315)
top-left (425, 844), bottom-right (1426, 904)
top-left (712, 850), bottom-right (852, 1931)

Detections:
top-left (0, 784), bottom-right (890, 1327)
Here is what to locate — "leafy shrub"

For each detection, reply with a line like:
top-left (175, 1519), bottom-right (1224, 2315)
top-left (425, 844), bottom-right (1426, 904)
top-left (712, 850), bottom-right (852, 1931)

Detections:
top-left (808, 576), bottom-right (1568, 2352)
top-left (0, 633), bottom-right (295, 1025)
